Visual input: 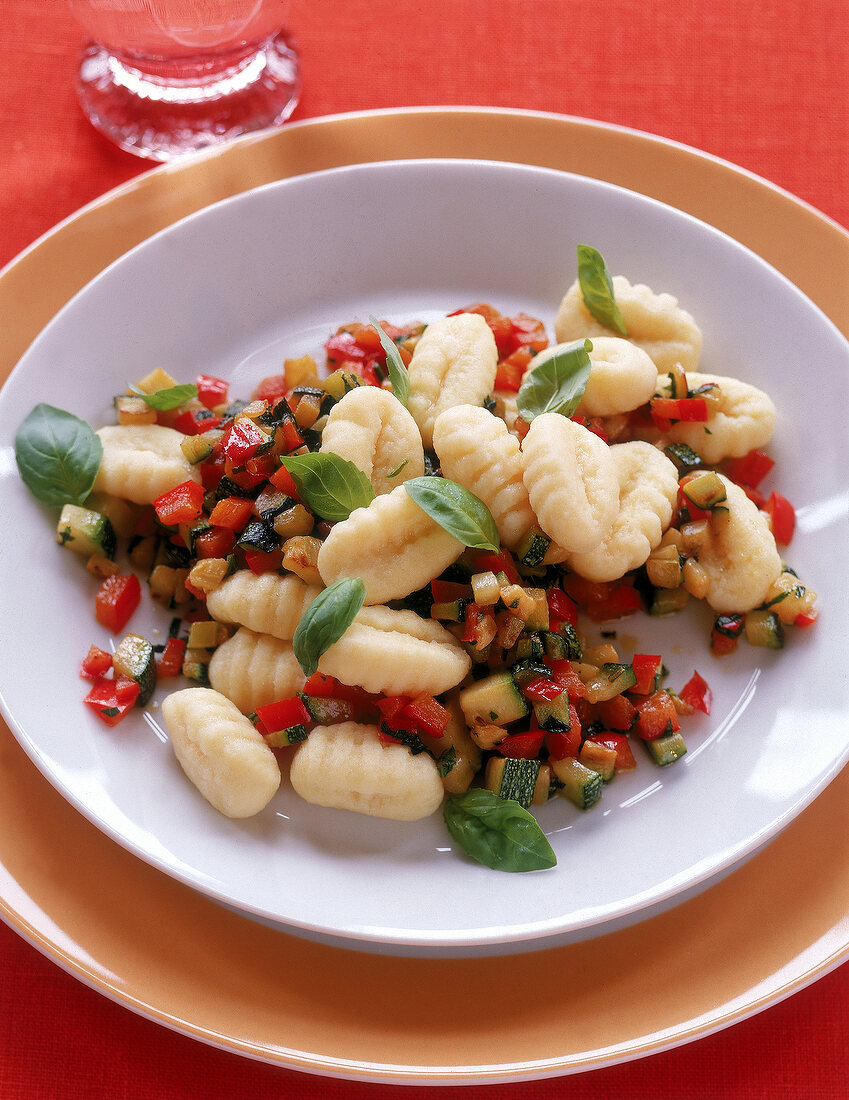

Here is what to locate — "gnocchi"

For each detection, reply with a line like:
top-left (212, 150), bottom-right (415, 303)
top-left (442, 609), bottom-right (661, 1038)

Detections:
top-left (205, 571), bottom-right (323, 640)
top-left (407, 312), bottom-right (498, 448)
top-left (317, 483), bottom-right (465, 604)
top-left (318, 605), bottom-right (472, 696)
top-left (160, 687), bottom-right (281, 818)
top-left (520, 413), bottom-right (619, 553)
top-left (208, 627), bottom-right (305, 714)
top-left (319, 385), bottom-right (425, 494)
top-left (564, 442), bottom-right (679, 582)
top-left (432, 404), bottom-right (537, 550)
top-left (289, 722), bottom-right (445, 821)
top-left (94, 424), bottom-right (200, 504)
top-left (554, 275), bottom-right (702, 373)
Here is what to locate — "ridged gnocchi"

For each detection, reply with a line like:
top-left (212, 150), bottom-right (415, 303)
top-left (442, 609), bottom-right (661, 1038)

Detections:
top-left (554, 275), bottom-right (702, 373)
top-left (576, 336), bottom-right (659, 417)
top-left (432, 404), bottom-right (536, 550)
top-left (94, 424), bottom-right (200, 504)
top-left (319, 386), bottom-right (425, 494)
top-left (520, 413), bottom-right (619, 553)
top-left (692, 475), bottom-right (782, 612)
top-left (407, 313), bottom-right (498, 447)
top-left (318, 605), bottom-right (472, 696)
top-left (208, 627), bottom-right (305, 714)
top-left (317, 484), bottom-right (464, 604)
top-left (289, 722), bottom-right (445, 821)
top-left (565, 442), bottom-right (679, 582)
top-left (160, 687), bottom-right (281, 818)
top-left (653, 372), bottom-right (777, 464)
top-left (205, 571), bottom-right (323, 640)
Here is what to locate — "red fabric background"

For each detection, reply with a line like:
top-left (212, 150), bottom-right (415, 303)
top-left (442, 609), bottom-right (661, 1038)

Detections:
top-left (1, 1), bottom-right (848, 1096)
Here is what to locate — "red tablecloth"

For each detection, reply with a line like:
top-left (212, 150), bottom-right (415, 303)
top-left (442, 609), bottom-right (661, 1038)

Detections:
top-left (1, 2), bottom-right (848, 1097)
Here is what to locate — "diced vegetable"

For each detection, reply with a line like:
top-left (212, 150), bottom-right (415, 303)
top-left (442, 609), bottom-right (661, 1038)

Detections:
top-left (95, 573), bottom-right (141, 633)
top-left (56, 504), bottom-right (116, 560)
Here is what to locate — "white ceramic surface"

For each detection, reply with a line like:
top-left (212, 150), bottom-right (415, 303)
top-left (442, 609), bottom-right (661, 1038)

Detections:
top-left (0, 159), bottom-right (846, 953)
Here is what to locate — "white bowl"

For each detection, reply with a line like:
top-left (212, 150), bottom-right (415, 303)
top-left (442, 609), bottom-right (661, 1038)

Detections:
top-left (0, 159), bottom-right (846, 954)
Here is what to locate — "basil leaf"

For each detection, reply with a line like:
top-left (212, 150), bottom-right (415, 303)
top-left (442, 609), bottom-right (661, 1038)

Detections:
top-left (516, 339), bottom-right (593, 422)
top-left (280, 452), bottom-right (375, 521)
top-left (577, 244), bottom-right (628, 335)
top-left (293, 577), bottom-right (366, 676)
top-left (443, 789), bottom-right (556, 873)
top-left (404, 476), bottom-right (499, 551)
top-left (128, 383), bottom-right (198, 410)
top-left (369, 315), bottom-right (410, 407)
top-left (15, 403), bottom-right (103, 508)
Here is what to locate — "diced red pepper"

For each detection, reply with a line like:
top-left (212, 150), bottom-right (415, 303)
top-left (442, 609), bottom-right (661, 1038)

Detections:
top-left (679, 670), bottom-right (712, 715)
top-left (710, 629), bottom-right (739, 656)
top-left (595, 693), bottom-right (637, 731)
top-left (83, 675), bottom-right (139, 727)
top-left (242, 451), bottom-right (279, 482)
top-left (545, 709), bottom-right (582, 760)
top-left (462, 603), bottom-right (497, 646)
top-left (375, 695), bottom-right (411, 723)
top-left (585, 733), bottom-right (637, 772)
top-left (630, 653), bottom-right (662, 695)
top-left (450, 303), bottom-right (514, 356)
top-left (650, 396), bottom-right (708, 429)
top-left (208, 496), bottom-right (255, 531)
top-left (278, 418), bottom-right (305, 453)
top-left (196, 373), bottom-right (229, 410)
top-left (547, 587), bottom-right (579, 628)
top-left (172, 409), bottom-right (222, 436)
top-left (193, 526), bottom-right (236, 559)
top-left (95, 573), bottom-right (141, 634)
top-left (157, 635), bottom-right (187, 678)
top-left (152, 480), bottom-right (205, 527)
top-left (521, 675), bottom-right (565, 704)
top-left (724, 449), bottom-right (775, 488)
top-left (255, 696), bottom-right (312, 734)
top-left (301, 674), bottom-right (376, 711)
top-left (562, 575), bottom-right (642, 621)
top-left (570, 415), bottom-right (610, 443)
top-left (764, 490), bottom-right (795, 545)
top-left (795, 609), bottom-right (818, 628)
top-left (505, 313), bottom-right (548, 355)
top-left (222, 418), bottom-right (269, 467)
top-left (244, 548), bottom-right (284, 575)
top-left (470, 549), bottom-right (520, 584)
top-left (494, 347), bottom-right (532, 392)
top-left (430, 579), bottom-right (472, 603)
top-left (252, 375), bottom-right (289, 404)
top-left (547, 658), bottom-right (587, 698)
top-left (269, 464), bottom-right (302, 501)
top-left (80, 644), bottom-right (113, 680)
top-left (401, 692), bottom-right (451, 738)
top-left (325, 331), bottom-right (368, 364)
top-left (498, 729), bottom-right (546, 759)
top-left (634, 691), bottom-right (681, 740)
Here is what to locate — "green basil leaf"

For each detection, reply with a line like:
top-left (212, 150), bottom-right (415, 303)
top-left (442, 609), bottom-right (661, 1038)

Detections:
top-left (404, 476), bottom-right (499, 551)
top-left (128, 382), bottom-right (198, 410)
top-left (516, 339), bottom-right (593, 422)
top-left (443, 789), bottom-right (556, 873)
top-left (280, 452), bottom-right (375, 521)
top-left (369, 315), bottom-right (410, 407)
top-left (577, 244), bottom-right (628, 335)
top-left (293, 577), bottom-right (366, 676)
top-left (15, 403), bottom-right (103, 508)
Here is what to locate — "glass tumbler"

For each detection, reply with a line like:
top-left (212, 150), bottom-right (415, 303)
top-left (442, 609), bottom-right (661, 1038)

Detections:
top-left (69, 1), bottom-right (301, 161)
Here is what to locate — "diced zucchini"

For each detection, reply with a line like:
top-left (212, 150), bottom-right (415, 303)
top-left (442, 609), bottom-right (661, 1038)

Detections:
top-left (551, 756), bottom-right (603, 810)
top-left (578, 739), bottom-right (618, 781)
top-left (533, 690), bottom-right (571, 733)
top-left (543, 622), bottom-right (582, 660)
top-left (182, 647), bottom-right (211, 685)
top-left (470, 570), bottom-right (501, 605)
top-left (321, 368), bottom-right (366, 401)
top-left (515, 633), bottom-right (545, 661)
top-left (663, 442), bottom-right (704, 475)
top-left (459, 671), bottom-right (529, 727)
top-left (264, 724), bottom-right (309, 748)
top-left (643, 730), bottom-right (687, 766)
top-left (56, 504), bottom-right (116, 560)
top-left (236, 519), bottom-right (280, 554)
top-left (186, 620), bottom-right (227, 649)
top-left (298, 694), bottom-right (358, 725)
top-left (430, 599), bottom-right (468, 622)
top-left (649, 586), bottom-right (691, 616)
top-left (522, 588), bottom-right (550, 631)
top-left (681, 471), bottom-right (727, 510)
top-left (132, 367), bottom-right (178, 393)
top-left (582, 662), bottom-right (638, 703)
top-left (516, 526), bottom-right (551, 568)
top-left (510, 658), bottom-right (552, 691)
top-left (484, 757), bottom-right (541, 809)
top-left (112, 633), bottom-right (157, 705)
top-left (744, 608), bottom-right (785, 649)
top-left (181, 429), bottom-right (224, 465)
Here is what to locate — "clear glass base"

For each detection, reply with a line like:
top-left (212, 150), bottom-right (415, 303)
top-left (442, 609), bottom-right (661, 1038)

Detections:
top-left (76, 32), bottom-right (301, 162)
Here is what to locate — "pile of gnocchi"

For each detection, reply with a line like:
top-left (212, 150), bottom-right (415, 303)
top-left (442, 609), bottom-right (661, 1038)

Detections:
top-left (18, 248), bottom-right (818, 872)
